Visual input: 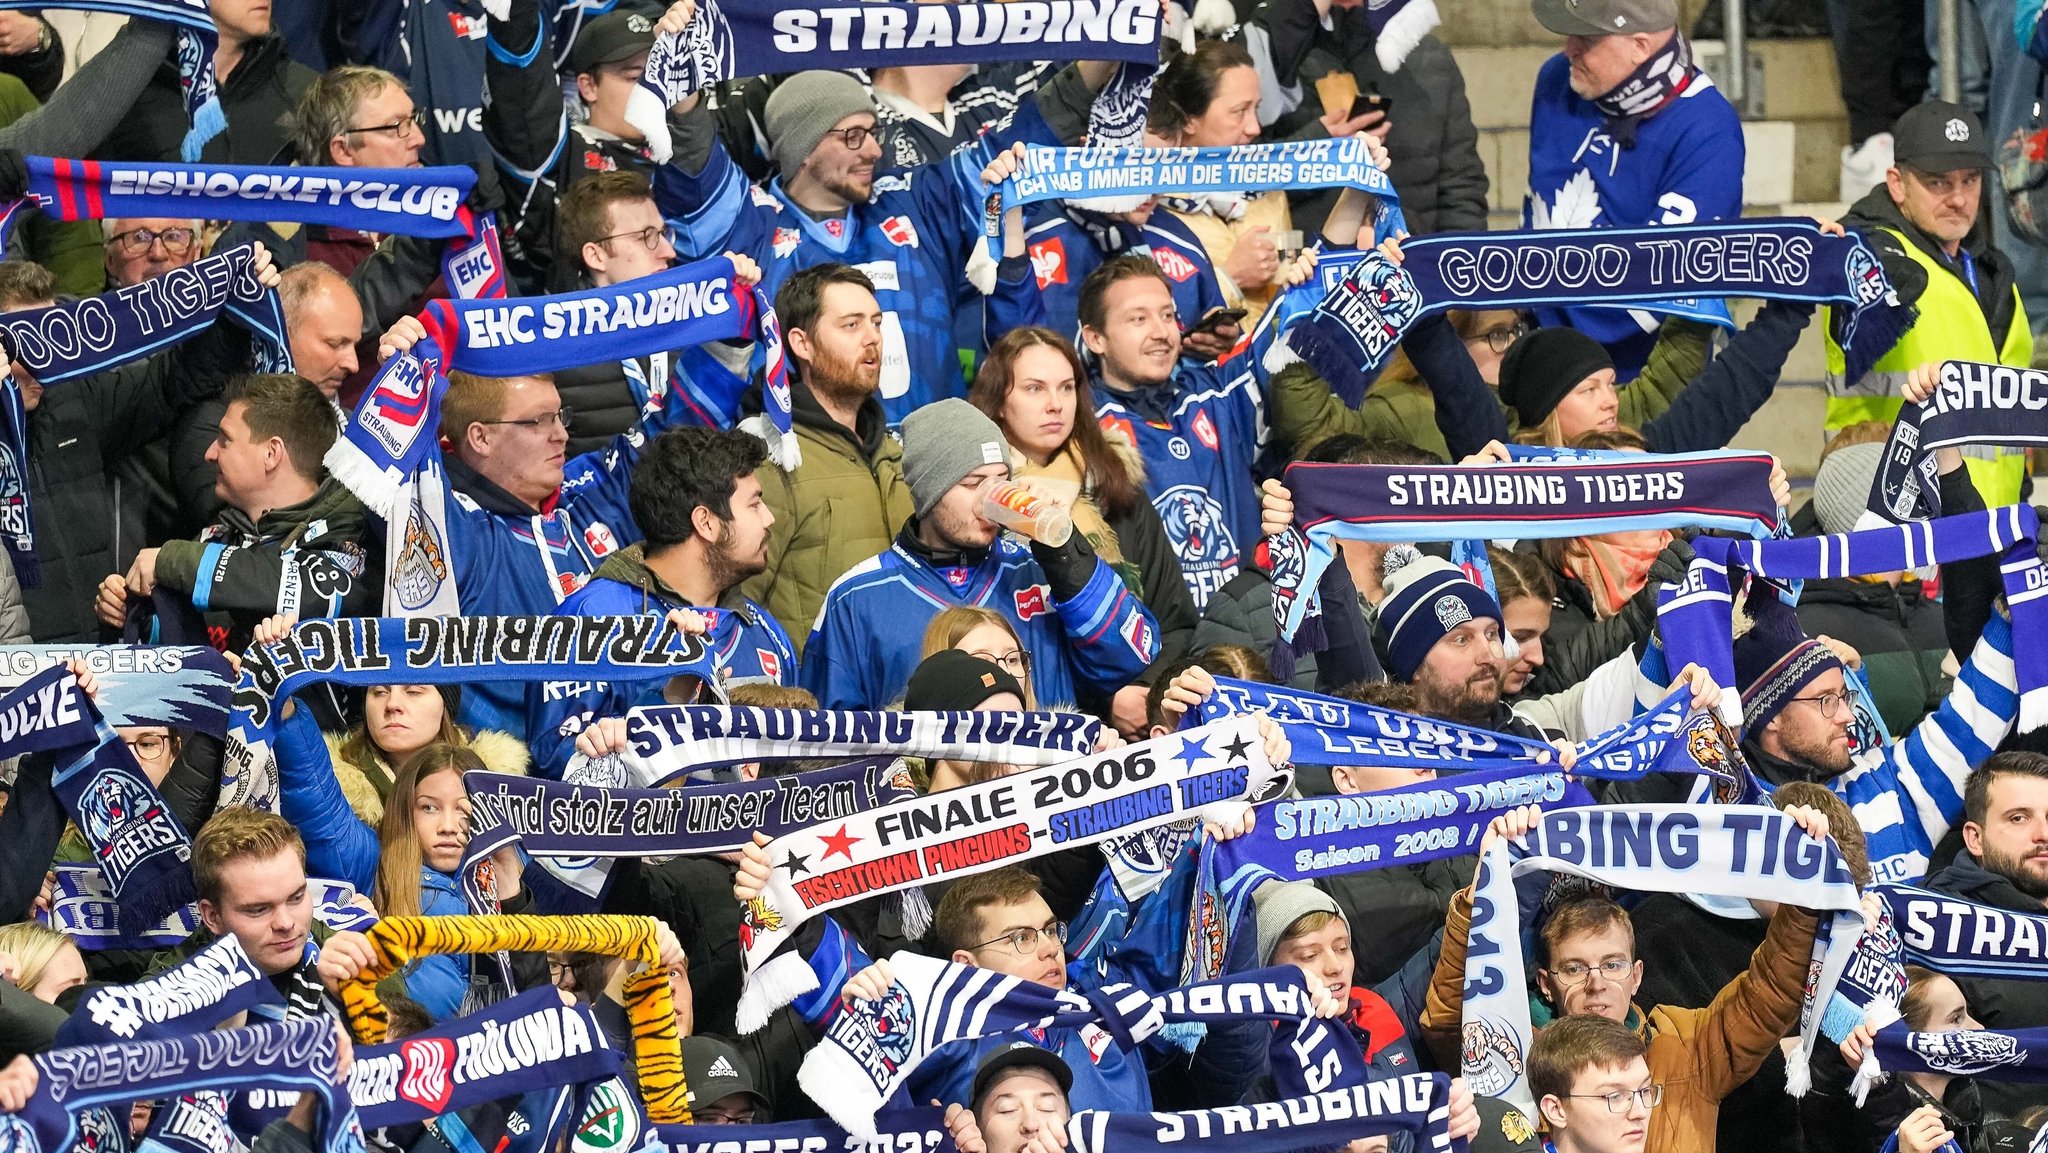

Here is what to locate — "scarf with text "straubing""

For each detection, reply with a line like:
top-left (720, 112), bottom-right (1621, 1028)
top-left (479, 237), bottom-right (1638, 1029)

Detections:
top-left (0, 644), bottom-right (231, 729)
top-left (798, 956), bottom-right (1363, 1138)
top-left (0, 0), bottom-right (224, 160)
top-left (1067, 1073), bottom-right (1463, 1153)
top-left (0, 665), bottom-right (196, 934)
top-left (1661, 505), bottom-right (2048, 727)
top-left (218, 615), bottom-right (717, 813)
top-left (0, 242), bottom-right (291, 386)
top-left (986, 139), bottom-right (1404, 243)
top-left (1865, 360), bottom-right (2048, 524)
top-left (45, 865), bottom-right (372, 951)
top-left (458, 757), bottom-right (919, 911)
top-left (1269, 453), bottom-right (1780, 646)
top-left (336, 914), bottom-right (690, 1123)
top-left (562, 705), bottom-right (1106, 787)
top-left (735, 714), bottom-right (1290, 1030)
top-left (626, 0), bottom-right (1161, 163)
top-left (655, 1108), bottom-right (958, 1153)
top-left (1277, 221), bottom-right (1906, 408)
top-left (0, 1019), bottom-right (359, 1153)
top-left (1463, 805), bottom-right (1863, 1120)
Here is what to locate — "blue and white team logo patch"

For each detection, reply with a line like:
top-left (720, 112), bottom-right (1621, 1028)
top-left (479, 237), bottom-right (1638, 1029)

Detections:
top-left (1911, 1029), bottom-right (2025, 1075)
top-left (1157, 484), bottom-right (1240, 610)
top-left (79, 767), bottom-right (188, 889)
top-left (1844, 243), bottom-right (1890, 307)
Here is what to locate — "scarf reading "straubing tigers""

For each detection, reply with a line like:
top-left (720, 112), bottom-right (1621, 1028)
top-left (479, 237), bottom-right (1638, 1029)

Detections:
top-left (1277, 221), bottom-right (1907, 407)
top-left (336, 914), bottom-right (689, 1124)
top-left (221, 615), bottom-right (718, 813)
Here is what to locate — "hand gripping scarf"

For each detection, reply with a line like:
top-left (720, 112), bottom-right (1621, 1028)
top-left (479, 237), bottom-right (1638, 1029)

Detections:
top-left (1661, 505), bottom-right (2048, 727)
top-left (1272, 220), bottom-right (1908, 407)
top-left (1866, 359), bottom-right (2048, 524)
top-left (0, 242), bottom-right (290, 386)
top-left (1066, 1072), bottom-right (1462, 1153)
top-left (459, 757), bottom-right (920, 910)
top-left (626, 0), bottom-right (1162, 163)
top-left (655, 1108), bottom-right (958, 1153)
top-left (563, 705), bottom-right (1106, 787)
top-left (335, 914), bottom-right (691, 1123)
top-left (735, 714), bottom-right (1290, 1030)
top-left (219, 615), bottom-right (717, 813)
top-left (1461, 805), bottom-right (1863, 1120)
top-left (0, 665), bottom-right (197, 933)
top-left (0, 1018), bottom-right (358, 1153)
top-left (799, 955), bottom-right (1362, 1138)
top-left (0, 644), bottom-right (230, 729)
top-left (0, 0), bottom-right (226, 160)
top-left (1269, 453), bottom-right (1781, 645)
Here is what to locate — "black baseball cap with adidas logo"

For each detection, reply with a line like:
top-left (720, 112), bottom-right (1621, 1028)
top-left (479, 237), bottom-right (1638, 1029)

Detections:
top-left (680, 1036), bottom-right (769, 1114)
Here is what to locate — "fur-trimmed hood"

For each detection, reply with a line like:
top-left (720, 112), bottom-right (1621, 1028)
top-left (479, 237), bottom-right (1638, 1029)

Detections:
top-left (324, 728), bottom-right (530, 826)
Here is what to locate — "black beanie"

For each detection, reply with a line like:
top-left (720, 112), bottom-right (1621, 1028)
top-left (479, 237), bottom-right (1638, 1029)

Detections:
top-left (1496, 327), bottom-right (1614, 427)
top-left (903, 650), bottom-right (1028, 712)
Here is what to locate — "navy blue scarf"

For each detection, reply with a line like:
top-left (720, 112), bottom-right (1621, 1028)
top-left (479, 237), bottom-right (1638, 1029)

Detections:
top-left (1279, 220), bottom-right (1908, 406)
top-left (1066, 1073), bottom-right (1462, 1153)
top-left (0, 243), bottom-right (290, 385)
top-left (56, 934), bottom-right (279, 1047)
top-left (0, 0), bottom-right (224, 160)
top-left (654, 1109), bottom-right (958, 1153)
top-left (0, 373), bottom-right (32, 589)
top-left (0, 644), bottom-right (231, 728)
top-left (1866, 359), bottom-right (2048, 523)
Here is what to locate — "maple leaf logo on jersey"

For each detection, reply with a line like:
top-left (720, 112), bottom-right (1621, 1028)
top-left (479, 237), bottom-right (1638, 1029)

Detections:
top-left (1531, 169), bottom-right (1602, 230)
top-left (882, 216), bottom-right (919, 248)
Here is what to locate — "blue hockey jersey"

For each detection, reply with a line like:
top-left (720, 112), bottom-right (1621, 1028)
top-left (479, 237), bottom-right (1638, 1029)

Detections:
top-left (1523, 52), bottom-right (1743, 374)
top-left (655, 104), bottom-right (1060, 424)
top-left (1024, 206), bottom-right (1227, 344)
top-left (802, 534), bottom-right (1159, 709)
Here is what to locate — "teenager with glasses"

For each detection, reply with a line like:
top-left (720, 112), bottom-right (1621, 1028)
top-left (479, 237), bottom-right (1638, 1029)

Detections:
top-left (1531, 1015), bottom-right (1661, 1153)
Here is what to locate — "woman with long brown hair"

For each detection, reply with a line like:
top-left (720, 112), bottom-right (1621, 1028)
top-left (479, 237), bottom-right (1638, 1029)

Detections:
top-left (969, 327), bottom-right (1196, 733)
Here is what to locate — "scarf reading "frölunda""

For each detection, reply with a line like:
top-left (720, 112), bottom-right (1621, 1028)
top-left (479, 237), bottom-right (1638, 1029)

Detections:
top-left (1281, 221), bottom-right (1907, 407)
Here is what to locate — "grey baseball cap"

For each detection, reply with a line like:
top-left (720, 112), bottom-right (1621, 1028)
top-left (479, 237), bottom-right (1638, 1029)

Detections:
top-left (1532, 0), bottom-right (1678, 36)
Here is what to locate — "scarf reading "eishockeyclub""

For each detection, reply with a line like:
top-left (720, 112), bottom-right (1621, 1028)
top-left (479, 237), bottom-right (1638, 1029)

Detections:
top-left (219, 615), bottom-right (718, 813)
top-left (736, 714), bottom-right (1289, 1028)
top-left (0, 242), bottom-right (290, 386)
top-left (336, 914), bottom-right (689, 1123)
top-left (0, 0), bottom-right (225, 160)
top-left (627, 0), bottom-right (1161, 163)
top-left (564, 705), bottom-right (1106, 787)
top-left (1280, 220), bottom-right (1907, 407)
top-left (1462, 805), bottom-right (1863, 1120)
top-left (1663, 505), bottom-right (2048, 726)
top-left (0, 1019), bottom-right (358, 1153)
top-left (1865, 360), bottom-right (2048, 524)
top-left (1065, 1073), bottom-right (1461, 1153)
top-left (1270, 454), bottom-right (1781, 643)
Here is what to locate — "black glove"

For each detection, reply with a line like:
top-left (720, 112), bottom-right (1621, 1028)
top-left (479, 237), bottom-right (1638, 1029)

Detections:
top-left (1645, 534), bottom-right (1698, 590)
top-left (0, 149), bottom-right (27, 203)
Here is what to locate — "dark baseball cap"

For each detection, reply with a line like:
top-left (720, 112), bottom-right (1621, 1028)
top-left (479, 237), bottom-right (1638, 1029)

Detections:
top-left (1893, 100), bottom-right (1992, 173)
top-left (902, 650), bottom-right (1028, 713)
top-left (1532, 0), bottom-right (1677, 36)
top-left (571, 9), bottom-right (656, 75)
top-left (679, 1037), bottom-right (768, 1115)
top-left (970, 1042), bottom-right (1073, 1107)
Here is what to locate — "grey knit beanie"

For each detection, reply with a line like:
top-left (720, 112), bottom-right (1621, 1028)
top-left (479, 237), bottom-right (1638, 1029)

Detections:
top-left (900, 399), bottom-right (1010, 518)
top-left (1811, 441), bottom-right (1884, 538)
top-left (763, 71), bottom-right (874, 182)
top-left (1252, 880), bottom-right (1346, 966)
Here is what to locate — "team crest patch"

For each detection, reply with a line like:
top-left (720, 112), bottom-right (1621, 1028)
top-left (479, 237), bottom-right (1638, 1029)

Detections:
top-left (1500, 1108), bottom-right (1537, 1146)
top-left (1912, 1029), bottom-right (2026, 1075)
top-left (1433, 595), bottom-right (1472, 630)
top-left (1029, 238), bottom-right (1067, 287)
top-left (1153, 246), bottom-right (1197, 283)
top-left (1461, 1017), bottom-right (1524, 1096)
top-left (573, 1078), bottom-right (643, 1151)
top-left (773, 227), bottom-right (801, 258)
top-left (882, 216), bottom-right (919, 248)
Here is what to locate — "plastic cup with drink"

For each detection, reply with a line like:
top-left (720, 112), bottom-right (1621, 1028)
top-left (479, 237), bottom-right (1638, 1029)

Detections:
top-left (981, 480), bottom-right (1073, 547)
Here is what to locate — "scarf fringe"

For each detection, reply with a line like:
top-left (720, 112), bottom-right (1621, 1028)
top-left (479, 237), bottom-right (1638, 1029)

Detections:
top-left (737, 951), bottom-right (819, 1035)
top-left (627, 83), bottom-right (673, 165)
top-left (798, 1019), bottom-right (886, 1139)
top-left (1289, 312), bottom-right (1381, 409)
top-left (1372, 0), bottom-right (1440, 73)
top-left (323, 438), bottom-right (405, 521)
top-left (180, 96), bottom-right (226, 163)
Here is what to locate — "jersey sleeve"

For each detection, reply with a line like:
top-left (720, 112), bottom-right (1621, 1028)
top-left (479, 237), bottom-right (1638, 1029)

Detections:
top-left (1053, 556), bottom-right (1161, 696)
top-left (654, 127), bottom-right (779, 267)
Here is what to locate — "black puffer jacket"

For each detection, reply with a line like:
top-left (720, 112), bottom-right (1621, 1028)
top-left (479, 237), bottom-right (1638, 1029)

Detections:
top-left (90, 32), bottom-right (315, 165)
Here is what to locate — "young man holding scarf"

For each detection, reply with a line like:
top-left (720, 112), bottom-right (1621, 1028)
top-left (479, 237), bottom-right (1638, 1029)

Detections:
top-left (1524, 0), bottom-right (1742, 379)
top-left (178, 808), bottom-right (336, 1018)
top-left (1420, 802), bottom-right (1832, 1153)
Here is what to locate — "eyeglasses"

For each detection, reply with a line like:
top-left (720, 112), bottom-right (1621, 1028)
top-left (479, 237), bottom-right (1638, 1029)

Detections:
top-left (825, 124), bottom-right (876, 151)
top-left (1786, 691), bottom-right (1847, 719)
top-left (482, 407), bottom-right (575, 432)
top-left (345, 109), bottom-right (426, 138)
top-left (1545, 958), bottom-right (1632, 987)
top-left (973, 919), bottom-right (1065, 956)
top-left (595, 225), bottom-right (668, 253)
top-left (1466, 321), bottom-right (1529, 354)
top-left (122, 733), bottom-right (171, 759)
top-left (694, 1105), bottom-right (760, 1125)
top-left (1567, 1084), bottom-right (1664, 1113)
top-left (109, 227), bottom-right (197, 258)
top-left (967, 649), bottom-right (1031, 677)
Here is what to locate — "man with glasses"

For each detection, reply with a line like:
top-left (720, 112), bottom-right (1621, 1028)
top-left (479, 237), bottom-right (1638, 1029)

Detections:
top-left (1530, 1016), bottom-right (1659, 1153)
top-left (101, 219), bottom-right (202, 290)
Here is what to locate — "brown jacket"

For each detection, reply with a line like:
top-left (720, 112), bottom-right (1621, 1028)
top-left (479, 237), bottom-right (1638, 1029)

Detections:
top-left (1421, 887), bottom-right (1818, 1153)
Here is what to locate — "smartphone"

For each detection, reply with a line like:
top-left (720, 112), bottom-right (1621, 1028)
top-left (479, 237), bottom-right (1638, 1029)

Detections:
top-left (1190, 307), bottom-right (1249, 335)
top-left (1350, 92), bottom-right (1392, 120)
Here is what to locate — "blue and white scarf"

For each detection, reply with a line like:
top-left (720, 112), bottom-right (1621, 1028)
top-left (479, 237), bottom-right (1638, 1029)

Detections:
top-left (0, 1019), bottom-right (359, 1153)
top-left (565, 705), bottom-right (1105, 787)
top-left (1867, 1019), bottom-right (2048, 1085)
top-left (1462, 805), bottom-right (1864, 1119)
top-left (56, 934), bottom-right (278, 1047)
top-left (1066, 1073), bottom-right (1462, 1153)
top-left (626, 0), bottom-right (1163, 162)
top-left (1, 243), bottom-right (291, 386)
top-left (1274, 221), bottom-right (1907, 406)
top-left (218, 615), bottom-right (719, 813)
top-left (1661, 505), bottom-right (2048, 727)
top-left (45, 865), bottom-right (371, 951)
top-left (0, 644), bottom-right (231, 729)
top-left (0, 0), bottom-right (225, 160)
top-left (10, 157), bottom-right (474, 240)
top-left (655, 1109), bottom-right (958, 1153)
top-left (1865, 360), bottom-right (2048, 524)
top-left (1269, 453), bottom-right (1781, 643)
